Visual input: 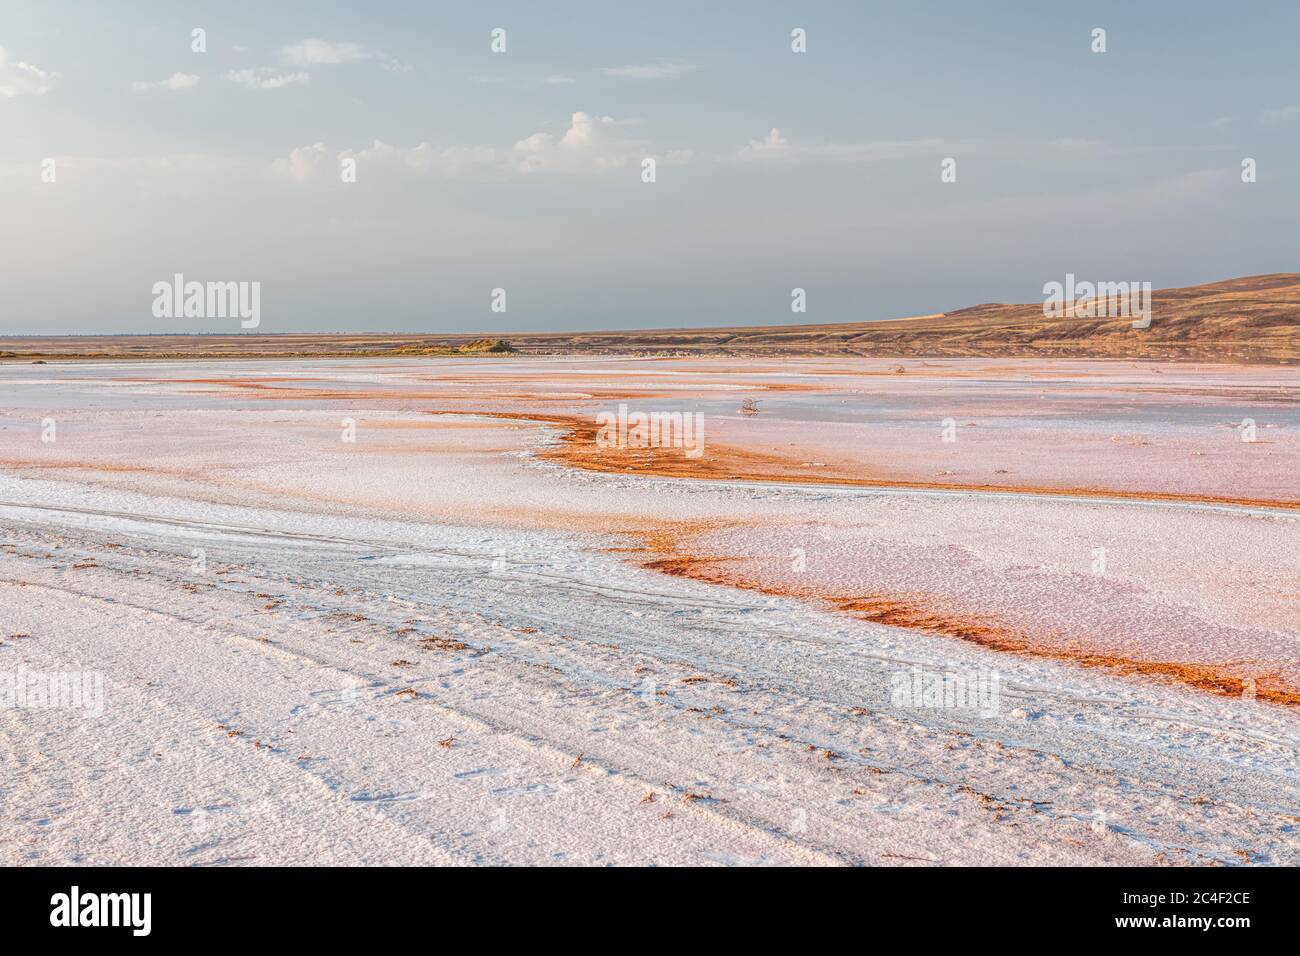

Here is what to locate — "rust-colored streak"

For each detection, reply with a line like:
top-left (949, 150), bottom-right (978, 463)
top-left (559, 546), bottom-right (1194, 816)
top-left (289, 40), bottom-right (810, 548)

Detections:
top-left (834, 596), bottom-right (1299, 707)
top-left (11, 374), bottom-right (1294, 706)
top-left (125, 373), bottom-right (1300, 510)
top-left (628, 523), bottom-right (1300, 708)
top-left (473, 411), bottom-right (1300, 512)
top-left (0, 457), bottom-right (194, 477)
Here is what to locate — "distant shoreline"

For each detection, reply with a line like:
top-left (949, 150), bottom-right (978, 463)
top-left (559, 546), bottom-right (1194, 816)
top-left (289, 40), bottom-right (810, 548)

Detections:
top-left (3, 273), bottom-right (1296, 363)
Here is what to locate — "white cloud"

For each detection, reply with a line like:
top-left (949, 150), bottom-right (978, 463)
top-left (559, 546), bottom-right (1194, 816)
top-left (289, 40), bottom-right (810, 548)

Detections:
top-left (514, 112), bottom-right (693, 173)
top-left (272, 140), bottom-right (499, 182)
top-left (512, 111), bottom-right (642, 172)
top-left (544, 75), bottom-right (576, 85)
top-left (226, 68), bottom-right (309, 90)
top-left (273, 113), bottom-right (690, 181)
top-left (280, 38), bottom-right (370, 66)
top-left (280, 37), bottom-right (409, 74)
top-left (347, 140), bottom-right (499, 176)
top-left (559, 111), bottom-right (606, 147)
top-left (131, 72), bottom-right (200, 93)
top-left (737, 128), bottom-right (791, 161)
top-left (270, 142), bottom-right (331, 181)
top-left (600, 58), bottom-right (697, 80)
top-left (0, 45), bottom-right (61, 97)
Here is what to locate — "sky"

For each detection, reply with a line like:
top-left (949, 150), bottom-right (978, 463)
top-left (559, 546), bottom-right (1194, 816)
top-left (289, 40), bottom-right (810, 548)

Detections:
top-left (2, 0), bottom-right (1298, 335)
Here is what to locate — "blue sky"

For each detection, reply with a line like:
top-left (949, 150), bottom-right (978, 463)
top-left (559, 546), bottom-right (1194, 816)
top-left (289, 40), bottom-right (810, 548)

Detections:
top-left (2, 1), bottom-right (1298, 334)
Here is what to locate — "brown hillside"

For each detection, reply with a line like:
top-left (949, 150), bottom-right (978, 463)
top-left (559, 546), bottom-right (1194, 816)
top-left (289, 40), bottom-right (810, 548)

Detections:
top-left (2, 274), bottom-right (1296, 362)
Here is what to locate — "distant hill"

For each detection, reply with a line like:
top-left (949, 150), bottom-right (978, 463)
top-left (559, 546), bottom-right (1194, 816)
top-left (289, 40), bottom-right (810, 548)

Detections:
top-left (2, 274), bottom-right (1296, 362)
top-left (504, 273), bottom-right (1298, 361)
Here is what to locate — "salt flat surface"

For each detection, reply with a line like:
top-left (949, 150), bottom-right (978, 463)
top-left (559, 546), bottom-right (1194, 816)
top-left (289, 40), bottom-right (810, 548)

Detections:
top-left (1, 358), bottom-right (1297, 865)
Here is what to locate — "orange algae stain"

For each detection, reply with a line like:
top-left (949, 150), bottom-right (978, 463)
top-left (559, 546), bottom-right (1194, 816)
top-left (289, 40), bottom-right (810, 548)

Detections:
top-left (124, 375), bottom-right (1298, 509)
top-left (620, 522), bottom-right (759, 590)
top-left (626, 522), bottom-right (1300, 708)
top-left (479, 411), bottom-right (1300, 512)
top-left (833, 595), bottom-right (1299, 706)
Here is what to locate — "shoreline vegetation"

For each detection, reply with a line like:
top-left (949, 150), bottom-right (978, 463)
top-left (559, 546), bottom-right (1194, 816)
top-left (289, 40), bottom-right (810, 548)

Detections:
top-left (2, 273), bottom-right (1297, 363)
